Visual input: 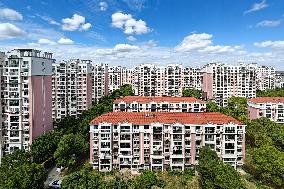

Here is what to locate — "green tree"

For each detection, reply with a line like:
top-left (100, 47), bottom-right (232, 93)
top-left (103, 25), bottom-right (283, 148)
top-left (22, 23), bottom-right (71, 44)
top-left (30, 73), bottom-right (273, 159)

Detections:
top-left (182, 88), bottom-right (202, 98)
top-left (251, 145), bottom-right (284, 188)
top-left (0, 150), bottom-right (47, 189)
top-left (31, 131), bottom-right (61, 163)
top-left (54, 133), bottom-right (88, 168)
top-left (134, 171), bottom-right (158, 189)
top-left (198, 147), bottom-right (245, 189)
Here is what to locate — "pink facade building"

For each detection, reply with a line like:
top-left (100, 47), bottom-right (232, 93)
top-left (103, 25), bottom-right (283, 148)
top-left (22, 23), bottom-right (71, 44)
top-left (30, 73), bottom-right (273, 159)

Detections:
top-left (248, 97), bottom-right (284, 123)
top-left (113, 96), bottom-right (206, 112)
top-left (0, 49), bottom-right (53, 159)
top-left (202, 63), bottom-right (257, 106)
top-left (89, 112), bottom-right (245, 171)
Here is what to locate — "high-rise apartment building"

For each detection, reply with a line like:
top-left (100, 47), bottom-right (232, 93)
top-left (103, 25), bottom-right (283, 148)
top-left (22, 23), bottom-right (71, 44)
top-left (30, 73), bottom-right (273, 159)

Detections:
top-left (52, 59), bottom-right (92, 120)
top-left (256, 66), bottom-right (275, 91)
top-left (183, 67), bottom-right (203, 91)
top-left (0, 52), bottom-right (4, 161)
top-left (93, 63), bottom-right (109, 103)
top-left (133, 64), bottom-right (165, 96)
top-left (164, 64), bottom-right (183, 96)
top-left (0, 49), bottom-right (53, 159)
top-left (202, 63), bottom-right (257, 106)
top-left (108, 66), bottom-right (133, 94)
top-left (89, 112), bottom-right (245, 171)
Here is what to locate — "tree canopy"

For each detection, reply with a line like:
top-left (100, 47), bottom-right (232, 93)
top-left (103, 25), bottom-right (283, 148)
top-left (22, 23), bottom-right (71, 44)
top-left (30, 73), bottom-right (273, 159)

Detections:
top-left (182, 88), bottom-right (203, 99)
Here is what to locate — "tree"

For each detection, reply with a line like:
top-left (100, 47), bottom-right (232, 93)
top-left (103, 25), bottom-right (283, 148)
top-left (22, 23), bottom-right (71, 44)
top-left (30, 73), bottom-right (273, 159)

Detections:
top-left (0, 150), bottom-right (47, 189)
top-left (54, 133), bottom-right (88, 168)
top-left (182, 88), bottom-right (202, 99)
top-left (198, 147), bottom-right (245, 189)
top-left (31, 131), bottom-right (61, 163)
top-left (251, 145), bottom-right (284, 188)
top-left (256, 88), bottom-right (284, 97)
top-left (134, 171), bottom-right (158, 189)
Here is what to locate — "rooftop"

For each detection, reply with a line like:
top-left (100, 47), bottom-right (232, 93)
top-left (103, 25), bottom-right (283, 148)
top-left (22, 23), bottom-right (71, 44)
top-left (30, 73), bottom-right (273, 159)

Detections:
top-left (249, 97), bottom-right (284, 104)
top-left (90, 112), bottom-right (243, 125)
top-left (114, 96), bottom-right (206, 104)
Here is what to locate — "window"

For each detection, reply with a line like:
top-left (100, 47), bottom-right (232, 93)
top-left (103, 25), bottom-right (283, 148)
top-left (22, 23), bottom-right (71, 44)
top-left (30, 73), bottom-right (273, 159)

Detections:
top-left (144, 125), bottom-right (149, 129)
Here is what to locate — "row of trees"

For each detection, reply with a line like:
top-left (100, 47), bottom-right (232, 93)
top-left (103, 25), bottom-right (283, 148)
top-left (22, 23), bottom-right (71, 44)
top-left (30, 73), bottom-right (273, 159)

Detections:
top-left (0, 85), bottom-right (135, 189)
top-left (61, 164), bottom-right (195, 189)
top-left (256, 88), bottom-right (284, 97)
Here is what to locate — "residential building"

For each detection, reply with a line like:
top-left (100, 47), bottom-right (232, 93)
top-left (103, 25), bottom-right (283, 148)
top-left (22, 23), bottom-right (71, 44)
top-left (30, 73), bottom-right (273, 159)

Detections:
top-left (93, 63), bottom-right (109, 103)
top-left (202, 63), bottom-right (257, 106)
top-left (183, 67), bottom-right (203, 91)
top-left (52, 59), bottom-right (92, 120)
top-left (164, 64), bottom-right (183, 96)
top-left (248, 97), bottom-right (284, 123)
top-left (108, 66), bottom-right (133, 94)
top-left (1, 49), bottom-right (53, 159)
top-left (256, 66), bottom-right (275, 91)
top-left (275, 71), bottom-right (284, 88)
top-left (89, 112), bottom-right (245, 171)
top-left (0, 52), bottom-right (4, 162)
top-left (113, 96), bottom-right (206, 112)
top-left (133, 64), bottom-right (165, 96)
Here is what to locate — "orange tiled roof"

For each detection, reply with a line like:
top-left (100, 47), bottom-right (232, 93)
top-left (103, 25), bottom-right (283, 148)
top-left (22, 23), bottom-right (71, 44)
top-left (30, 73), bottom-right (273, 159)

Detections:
top-left (249, 97), bottom-right (284, 104)
top-left (114, 96), bottom-right (206, 104)
top-left (90, 112), bottom-right (242, 125)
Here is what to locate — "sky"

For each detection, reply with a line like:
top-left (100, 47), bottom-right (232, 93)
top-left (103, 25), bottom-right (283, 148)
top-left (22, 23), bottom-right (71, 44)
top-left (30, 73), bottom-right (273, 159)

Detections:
top-left (0, 0), bottom-right (284, 69)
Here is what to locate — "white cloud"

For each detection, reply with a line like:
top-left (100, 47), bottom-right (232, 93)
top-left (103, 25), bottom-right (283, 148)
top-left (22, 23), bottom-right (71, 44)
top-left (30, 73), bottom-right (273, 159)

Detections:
top-left (62, 14), bottom-right (91, 31)
top-left (175, 33), bottom-right (212, 52)
top-left (57, 38), bottom-right (74, 45)
top-left (113, 43), bottom-right (139, 52)
top-left (199, 45), bottom-right (240, 54)
top-left (256, 20), bottom-right (281, 27)
top-left (111, 12), bottom-right (150, 35)
top-left (80, 23), bottom-right (92, 31)
top-left (37, 38), bottom-right (56, 45)
top-left (0, 8), bottom-right (23, 21)
top-left (0, 23), bottom-right (26, 39)
top-left (127, 36), bottom-right (137, 41)
top-left (37, 14), bottom-right (60, 25)
top-left (244, 0), bottom-right (268, 15)
top-left (99, 2), bottom-right (108, 11)
top-left (254, 40), bottom-right (284, 49)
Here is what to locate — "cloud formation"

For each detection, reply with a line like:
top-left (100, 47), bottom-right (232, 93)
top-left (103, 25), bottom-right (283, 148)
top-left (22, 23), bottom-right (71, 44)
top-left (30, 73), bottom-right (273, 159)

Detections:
top-left (62, 14), bottom-right (92, 31)
top-left (99, 2), bottom-right (108, 11)
top-left (0, 8), bottom-right (23, 21)
top-left (57, 38), bottom-right (74, 45)
top-left (111, 12), bottom-right (150, 35)
top-left (256, 20), bottom-right (281, 27)
top-left (244, 0), bottom-right (268, 15)
top-left (0, 23), bottom-right (26, 39)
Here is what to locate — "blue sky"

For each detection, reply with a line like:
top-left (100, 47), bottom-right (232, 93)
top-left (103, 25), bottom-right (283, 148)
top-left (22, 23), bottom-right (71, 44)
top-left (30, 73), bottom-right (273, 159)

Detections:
top-left (0, 0), bottom-right (284, 69)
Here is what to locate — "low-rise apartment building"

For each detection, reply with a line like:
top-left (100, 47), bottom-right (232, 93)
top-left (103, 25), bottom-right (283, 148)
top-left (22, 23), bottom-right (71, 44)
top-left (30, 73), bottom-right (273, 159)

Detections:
top-left (113, 96), bottom-right (206, 112)
top-left (89, 112), bottom-right (245, 171)
top-left (248, 97), bottom-right (284, 123)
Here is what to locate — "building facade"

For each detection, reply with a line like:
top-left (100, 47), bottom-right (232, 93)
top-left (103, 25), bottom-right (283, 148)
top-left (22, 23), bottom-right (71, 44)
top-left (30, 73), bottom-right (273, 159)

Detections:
top-left (0, 49), bottom-right (53, 159)
top-left (93, 63), bottom-right (109, 103)
top-left (248, 97), bottom-right (284, 123)
top-left (256, 66), bottom-right (275, 91)
top-left (202, 63), bottom-right (257, 106)
top-left (89, 112), bottom-right (245, 171)
top-left (113, 96), bottom-right (206, 112)
top-left (52, 59), bottom-right (92, 120)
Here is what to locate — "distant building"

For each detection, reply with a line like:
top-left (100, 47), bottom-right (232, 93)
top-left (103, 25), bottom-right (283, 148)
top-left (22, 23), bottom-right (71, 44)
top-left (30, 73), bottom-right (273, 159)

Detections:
top-left (1, 49), bottom-right (53, 159)
top-left (248, 97), bottom-right (284, 123)
top-left (52, 59), bottom-right (92, 120)
top-left (113, 96), bottom-right (206, 112)
top-left (275, 71), bottom-right (284, 88)
top-left (93, 63), bottom-right (109, 103)
top-left (202, 63), bottom-right (257, 106)
top-left (89, 112), bottom-right (245, 171)
top-left (256, 66), bottom-right (275, 91)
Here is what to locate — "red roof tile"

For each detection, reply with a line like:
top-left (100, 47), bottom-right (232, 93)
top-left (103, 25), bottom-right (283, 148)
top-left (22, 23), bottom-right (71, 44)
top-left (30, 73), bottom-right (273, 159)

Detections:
top-left (90, 112), bottom-right (243, 125)
top-left (114, 96), bottom-right (206, 104)
top-left (249, 97), bottom-right (284, 104)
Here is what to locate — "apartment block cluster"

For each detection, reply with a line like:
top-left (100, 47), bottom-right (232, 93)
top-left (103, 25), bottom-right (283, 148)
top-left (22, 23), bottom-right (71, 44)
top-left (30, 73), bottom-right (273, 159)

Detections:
top-left (89, 96), bottom-right (246, 171)
top-left (0, 48), bottom-right (279, 164)
top-left (94, 63), bottom-right (276, 106)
